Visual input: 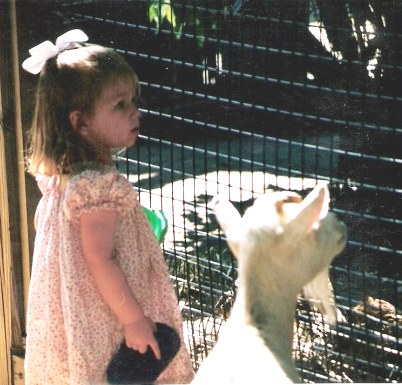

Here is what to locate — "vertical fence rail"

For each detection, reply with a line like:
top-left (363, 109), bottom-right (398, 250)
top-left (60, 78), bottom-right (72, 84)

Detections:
top-left (0, 101), bottom-right (12, 385)
top-left (9, 0), bottom-right (31, 323)
top-left (1, 0), bottom-right (30, 383)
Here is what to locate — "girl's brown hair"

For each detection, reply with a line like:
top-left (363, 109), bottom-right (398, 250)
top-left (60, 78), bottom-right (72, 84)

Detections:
top-left (26, 44), bottom-right (139, 176)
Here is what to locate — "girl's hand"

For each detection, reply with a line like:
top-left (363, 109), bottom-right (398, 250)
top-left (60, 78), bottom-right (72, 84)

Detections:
top-left (124, 317), bottom-right (161, 360)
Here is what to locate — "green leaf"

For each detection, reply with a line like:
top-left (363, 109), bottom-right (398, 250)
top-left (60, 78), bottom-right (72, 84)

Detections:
top-left (196, 35), bottom-right (206, 48)
top-left (148, 3), bottom-right (160, 27)
top-left (174, 22), bottom-right (183, 39)
top-left (161, 2), bottom-right (176, 28)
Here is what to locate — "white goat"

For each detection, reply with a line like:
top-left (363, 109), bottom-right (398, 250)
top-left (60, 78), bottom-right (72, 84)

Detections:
top-left (192, 182), bottom-right (347, 383)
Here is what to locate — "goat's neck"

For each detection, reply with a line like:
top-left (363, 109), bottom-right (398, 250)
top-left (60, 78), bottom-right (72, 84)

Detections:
top-left (232, 259), bottom-right (300, 375)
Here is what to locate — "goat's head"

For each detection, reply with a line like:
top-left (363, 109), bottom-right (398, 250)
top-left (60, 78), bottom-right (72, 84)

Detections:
top-left (213, 182), bottom-right (347, 323)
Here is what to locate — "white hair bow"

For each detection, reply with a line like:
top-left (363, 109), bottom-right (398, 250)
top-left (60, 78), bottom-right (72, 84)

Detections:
top-left (22, 29), bottom-right (89, 75)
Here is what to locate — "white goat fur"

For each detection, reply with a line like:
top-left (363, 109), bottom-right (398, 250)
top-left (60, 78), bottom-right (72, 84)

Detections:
top-left (192, 183), bottom-right (347, 384)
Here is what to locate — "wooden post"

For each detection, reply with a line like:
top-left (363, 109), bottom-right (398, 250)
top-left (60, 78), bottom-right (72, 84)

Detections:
top-left (0, 86), bottom-right (13, 385)
top-left (9, 0), bottom-right (31, 321)
top-left (0, 0), bottom-right (30, 384)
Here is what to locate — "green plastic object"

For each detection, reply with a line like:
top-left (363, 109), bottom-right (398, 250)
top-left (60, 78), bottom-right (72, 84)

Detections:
top-left (142, 206), bottom-right (168, 243)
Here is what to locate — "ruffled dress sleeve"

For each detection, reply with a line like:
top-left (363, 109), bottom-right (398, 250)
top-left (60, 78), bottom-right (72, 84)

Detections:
top-left (63, 167), bottom-right (137, 222)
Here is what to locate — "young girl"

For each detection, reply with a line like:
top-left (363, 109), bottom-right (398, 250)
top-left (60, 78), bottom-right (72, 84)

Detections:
top-left (23, 30), bottom-right (194, 384)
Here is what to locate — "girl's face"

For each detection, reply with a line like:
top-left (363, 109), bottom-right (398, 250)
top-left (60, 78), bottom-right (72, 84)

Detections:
top-left (81, 79), bottom-right (140, 161)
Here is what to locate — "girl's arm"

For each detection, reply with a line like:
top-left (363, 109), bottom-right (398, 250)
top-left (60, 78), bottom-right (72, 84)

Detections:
top-left (79, 209), bottom-right (161, 359)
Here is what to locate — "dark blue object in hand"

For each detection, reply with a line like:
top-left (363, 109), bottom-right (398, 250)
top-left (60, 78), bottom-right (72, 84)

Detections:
top-left (107, 322), bottom-right (180, 384)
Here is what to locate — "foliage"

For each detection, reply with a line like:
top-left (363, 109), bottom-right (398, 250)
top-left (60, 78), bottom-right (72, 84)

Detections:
top-left (147, 0), bottom-right (229, 48)
top-left (148, 0), bottom-right (182, 36)
top-left (146, 0), bottom-right (402, 81)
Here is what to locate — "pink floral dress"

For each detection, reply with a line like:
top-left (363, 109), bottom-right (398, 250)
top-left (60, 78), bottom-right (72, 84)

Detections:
top-left (25, 166), bottom-right (194, 385)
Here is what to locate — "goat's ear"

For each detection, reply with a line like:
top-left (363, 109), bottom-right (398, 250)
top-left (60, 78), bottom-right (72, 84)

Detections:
top-left (274, 191), bottom-right (302, 214)
top-left (212, 195), bottom-right (241, 232)
top-left (292, 182), bottom-right (329, 232)
top-left (212, 195), bottom-right (242, 256)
